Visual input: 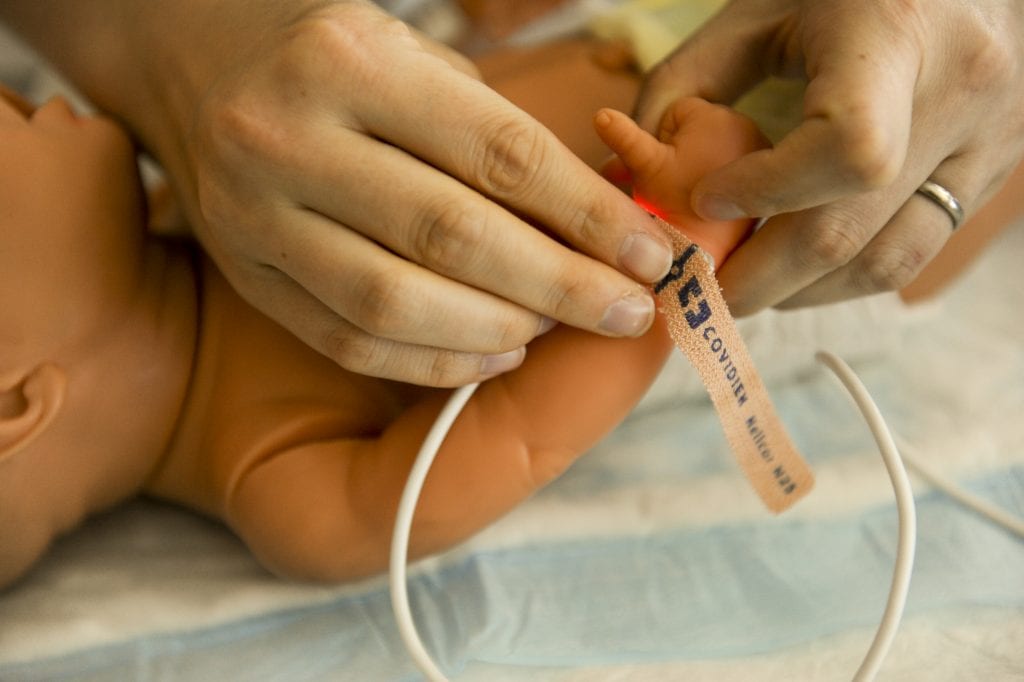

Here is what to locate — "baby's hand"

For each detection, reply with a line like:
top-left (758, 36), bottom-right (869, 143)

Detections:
top-left (595, 98), bottom-right (769, 263)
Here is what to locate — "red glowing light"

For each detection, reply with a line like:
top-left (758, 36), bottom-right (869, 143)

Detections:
top-left (633, 195), bottom-right (669, 221)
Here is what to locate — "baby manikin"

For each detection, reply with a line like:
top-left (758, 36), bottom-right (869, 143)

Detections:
top-left (0, 73), bottom-right (766, 588)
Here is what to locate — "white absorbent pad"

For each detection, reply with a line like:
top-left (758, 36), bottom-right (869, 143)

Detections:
top-left (2, 223), bottom-right (1022, 680)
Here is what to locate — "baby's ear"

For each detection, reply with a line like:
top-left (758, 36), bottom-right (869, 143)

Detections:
top-left (0, 364), bottom-right (66, 465)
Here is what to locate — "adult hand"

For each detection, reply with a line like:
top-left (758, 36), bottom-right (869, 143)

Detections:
top-left (3, 0), bottom-right (672, 387)
top-left (634, 0), bottom-right (1024, 314)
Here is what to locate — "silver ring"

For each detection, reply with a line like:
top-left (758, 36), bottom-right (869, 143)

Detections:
top-left (915, 180), bottom-right (964, 231)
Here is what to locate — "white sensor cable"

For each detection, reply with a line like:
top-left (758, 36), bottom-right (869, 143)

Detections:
top-left (815, 352), bottom-right (916, 682)
top-left (896, 436), bottom-right (1024, 539)
top-left (390, 353), bottom-right (917, 682)
top-left (389, 381), bottom-right (480, 682)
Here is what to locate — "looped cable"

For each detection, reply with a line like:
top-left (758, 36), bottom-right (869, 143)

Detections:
top-left (389, 352), bottom-right (919, 682)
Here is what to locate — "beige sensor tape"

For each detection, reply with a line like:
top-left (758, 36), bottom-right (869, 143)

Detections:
top-left (652, 218), bottom-right (814, 513)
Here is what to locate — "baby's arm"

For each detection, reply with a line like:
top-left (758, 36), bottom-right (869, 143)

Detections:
top-left (227, 99), bottom-right (768, 582)
top-left (226, 319), bottom-right (671, 581)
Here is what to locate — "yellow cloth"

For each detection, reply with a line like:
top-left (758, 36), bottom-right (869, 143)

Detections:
top-left (589, 0), bottom-right (805, 143)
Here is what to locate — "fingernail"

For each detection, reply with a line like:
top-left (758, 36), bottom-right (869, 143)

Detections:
top-left (536, 316), bottom-right (557, 336)
top-left (599, 293), bottom-right (655, 336)
top-left (480, 347), bottom-right (526, 376)
top-left (696, 194), bottom-right (746, 221)
top-left (620, 232), bottom-right (673, 282)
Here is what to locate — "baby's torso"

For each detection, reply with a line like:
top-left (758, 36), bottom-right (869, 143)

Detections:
top-left (145, 254), bottom-right (431, 519)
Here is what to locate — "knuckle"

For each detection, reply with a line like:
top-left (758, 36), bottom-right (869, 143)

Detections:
top-left (287, 6), bottom-right (409, 94)
top-left (293, 18), bottom-right (376, 89)
top-left (415, 199), bottom-right (487, 277)
top-left (352, 268), bottom-right (416, 338)
top-left (799, 218), bottom-right (863, 271)
top-left (201, 98), bottom-right (266, 164)
top-left (562, 201), bottom-right (608, 246)
top-left (192, 171), bottom-right (235, 237)
top-left (495, 313), bottom-right (539, 351)
top-left (830, 109), bottom-right (901, 188)
top-left (860, 242), bottom-right (929, 292)
top-left (321, 323), bottom-right (384, 376)
top-left (474, 116), bottom-right (547, 199)
top-left (959, 27), bottom-right (1016, 94)
top-left (199, 92), bottom-right (297, 189)
top-left (191, 164), bottom-right (261, 258)
top-left (422, 351), bottom-right (473, 388)
top-left (542, 266), bottom-right (592, 322)
top-left (452, 52), bottom-right (483, 82)
top-left (191, 143), bottom-right (282, 258)
top-left (476, 310), bottom-right (538, 355)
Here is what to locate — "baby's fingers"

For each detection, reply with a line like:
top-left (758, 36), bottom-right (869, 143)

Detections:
top-left (594, 108), bottom-right (660, 178)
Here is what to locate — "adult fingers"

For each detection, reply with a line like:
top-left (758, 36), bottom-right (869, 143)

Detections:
top-left (714, 148), bottom-right (975, 315)
top-left (234, 255), bottom-right (528, 388)
top-left (184, 2), bottom-right (671, 388)
top-left (632, 0), bottom-right (785, 133)
top-left (776, 154), bottom-right (995, 308)
top-left (340, 24), bottom-right (674, 289)
top-left (268, 204), bottom-right (544, 354)
top-left (282, 126), bottom-right (657, 340)
top-left (691, 4), bottom-right (921, 222)
top-left (406, 23), bottom-right (482, 81)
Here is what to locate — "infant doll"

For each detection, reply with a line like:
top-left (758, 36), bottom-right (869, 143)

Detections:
top-left (0, 82), bottom-right (765, 588)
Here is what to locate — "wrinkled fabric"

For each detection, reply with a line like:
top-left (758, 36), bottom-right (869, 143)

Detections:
top-left (3, 223), bottom-right (1023, 680)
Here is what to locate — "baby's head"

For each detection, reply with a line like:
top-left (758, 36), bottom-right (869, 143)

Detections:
top-left (0, 87), bottom-right (189, 587)
top-left (0, 85), bottom-right (148, 364)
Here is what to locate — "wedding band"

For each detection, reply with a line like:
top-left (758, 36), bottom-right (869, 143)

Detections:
top-left (915, 180), bottom-right (964, 231)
